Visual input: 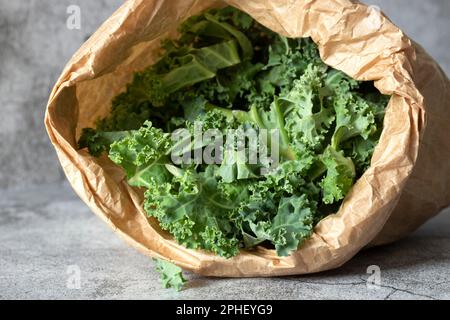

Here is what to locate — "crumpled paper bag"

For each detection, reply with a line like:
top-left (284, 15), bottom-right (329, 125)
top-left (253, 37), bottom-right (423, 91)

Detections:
top-left (45, 0), bottom-right (450, 276)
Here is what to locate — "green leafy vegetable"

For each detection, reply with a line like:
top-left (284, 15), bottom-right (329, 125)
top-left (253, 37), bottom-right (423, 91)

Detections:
top-left (79, 7), bottom-right (390, 259)
top-left (154, 258), bottom-right (187, 291)
top-left (320, 146), bottom-right (356, 204)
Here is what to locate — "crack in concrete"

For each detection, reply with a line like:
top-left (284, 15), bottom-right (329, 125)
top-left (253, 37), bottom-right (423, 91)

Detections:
top-left (383, 289), bottom-right (397, 300)
top-left (358, 276), bottom-right (438, 300)
top-left (284, 276), bottom-right (439, 300)
top-left (382, 287), bottom-right (437, 300)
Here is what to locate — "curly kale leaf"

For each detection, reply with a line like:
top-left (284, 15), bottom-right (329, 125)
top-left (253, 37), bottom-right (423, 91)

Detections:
top-left (144, 167), bottom-right (242, 258)
top-left (121, 40), bottom-right (242, 108)
top-left (78, 129), bottom-right (130, 157)
top-left (277, 64), bottom-right (335, 155)
top-left (154, 258), bottom-right (187, 291)
top-left (320, 146), bottom-right (356, 204)
top-left (246, 195), bottom-right (315, 256)
top-left (108, 121), bottom-right (172, 188)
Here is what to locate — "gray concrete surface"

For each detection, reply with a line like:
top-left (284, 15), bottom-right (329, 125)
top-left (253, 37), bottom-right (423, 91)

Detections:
top-left (0, 184), bottom-right (449, 300)
top-left (0, 0), bottom-right (123, 189)
top-left (0, 0), bottom-right (449, 190)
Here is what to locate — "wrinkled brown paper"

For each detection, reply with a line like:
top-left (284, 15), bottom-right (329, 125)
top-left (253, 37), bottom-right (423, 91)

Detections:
top-left (45, 0), bottom-right (450, 276)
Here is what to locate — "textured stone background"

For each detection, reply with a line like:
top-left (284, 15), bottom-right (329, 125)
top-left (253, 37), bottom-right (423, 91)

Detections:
top-left (0, 0), bottom-right (449, 300)
top-left (0, 0), bottom-right (449, 190)
top-left (0, 0), bottom-right (123, 189)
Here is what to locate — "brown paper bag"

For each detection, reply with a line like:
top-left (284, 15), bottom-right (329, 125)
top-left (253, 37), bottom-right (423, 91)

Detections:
top-left (45, 0), bottom-right (450, 277)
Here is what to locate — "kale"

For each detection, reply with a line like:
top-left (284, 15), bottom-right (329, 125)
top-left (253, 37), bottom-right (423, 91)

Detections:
top-left (79, 7), bottom-right (389, 258)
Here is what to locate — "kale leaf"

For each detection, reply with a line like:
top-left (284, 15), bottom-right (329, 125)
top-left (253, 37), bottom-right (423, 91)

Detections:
top-left (154, 258), bottom-right (187, 291)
